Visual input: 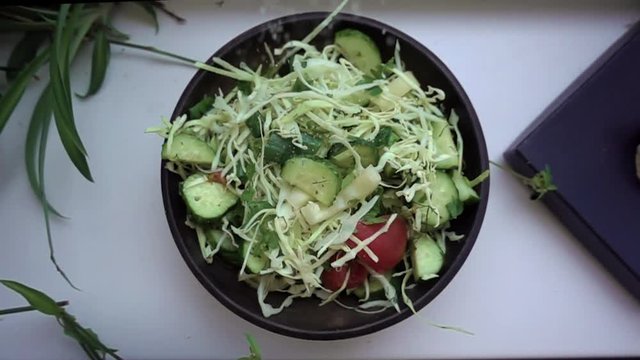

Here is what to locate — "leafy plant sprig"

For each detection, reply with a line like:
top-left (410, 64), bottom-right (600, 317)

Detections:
top-left (0, 3), bottom-right (195, 288)
top-left (1, 280), bottom-right (122, 360)
top-left (489, 160), bottom-right (558, 200)
top-left (1, 280), bottom-right (263, 360)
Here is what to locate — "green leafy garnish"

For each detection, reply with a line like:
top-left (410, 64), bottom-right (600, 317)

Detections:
top-left (1, 280), bottom-right (122, 360)
top-left (524, 165), bottom-right (558, 200)
top-left (490, 161), bottom-right (557, 200)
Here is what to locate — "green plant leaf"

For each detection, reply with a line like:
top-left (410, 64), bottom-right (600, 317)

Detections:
top-left (60, 313), bottom-right (122, 360)
top-left (78, 27), bottom-right (110, 98)
top-left (7, 31), bottom-right (48, 82)
top-left (68, 7), bottom-right (103, 58)
top-left (1, 280), bottom-right (121, 358)
top-left (37, 88), bottom-right (79, 290)
top-left (0, 47), bottom-right (49, 135)
top-left (238, 334), bottom-right (262, 360)
top-left (24, 84), bottom-right (66, 218)
top-left (0, 280), bottom-right (63, 317)
top-left (134, 2), bottom-right (159, 33)
top-left (103, 23), bottom-right (130, 41)
top-left (50, 4), bottom-right (93, 181)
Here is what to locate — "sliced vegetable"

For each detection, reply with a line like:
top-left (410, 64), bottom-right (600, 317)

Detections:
top-left (242, 241), bottom-right (268, 274)
top-left (205, 229), bottom-right (237, 252)
top-left (263, 133), bottom-right (326, 163)
top-left (352, 273), bottom-right (388, 298)
top-left (373, 126), bottom-right (399, 147)
top-left (300, 165), bottom-right (381, 225)
top-left (329, 143), bottom-right (379, 169)
top-left (189, 95), bottom-right (214, 119)
top-left (321, 256), bottom-right (368, 291)
top-left (263, 133), bottom-right (295, 164)
top-left (416, 171), bottom-right (459, 229)
top-left (246, 112), bottom-right (263, 137)
top-left (281, 157), bottom-right (342, 206)
top-left (334, 28), bottom-right (381, 75)
top-left (451, 170), bottom-right (480, 203)
top-left (372, 71), bottom-right (419, 111)
top-left (347, 215), bottom-right (408, 273)
top-left (432, 120), bottom-right (458, 169)
top-left (162, 133), bottom-right (216, 166)
top-left (411, 235), bottom-right (444, 281)
top-left (180, 174), bottom-right (238, 222)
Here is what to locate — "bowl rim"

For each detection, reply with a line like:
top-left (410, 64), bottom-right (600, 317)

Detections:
top-left (161, 11), bottom-right (490, 340)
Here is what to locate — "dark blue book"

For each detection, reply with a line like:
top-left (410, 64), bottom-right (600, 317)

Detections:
top-left (505, 22), bottom-right (640, 301)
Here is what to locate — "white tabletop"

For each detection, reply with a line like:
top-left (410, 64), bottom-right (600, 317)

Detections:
top-left (1, 1), bottom-right (640, 359)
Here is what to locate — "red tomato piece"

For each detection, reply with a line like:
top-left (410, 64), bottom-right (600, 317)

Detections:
top-left (321, 256), bottom-right (368, 291)
top-left (347, 215), bottom-right (408, 273)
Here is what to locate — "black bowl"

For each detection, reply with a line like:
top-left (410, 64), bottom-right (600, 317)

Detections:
top-left (161, 12), bottom-right (490, 340)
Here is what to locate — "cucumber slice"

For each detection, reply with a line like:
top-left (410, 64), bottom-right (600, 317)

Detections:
top-left (427, 171), bottom-right (458, 228)
top-left (329, 143), bottom-right (379, 169)
top-left (372, 72), bottom-right (419, 111)
top-left (352, 273), bottom-right (391, 299)
top-left (246, 112), bottom-right (263, 138)
top-left (416, 171), bottom-right (458, 229)
top-left (281, 157), bottom-right (342, 206)
top-left (263, 133), bottom-right (326, 164)
top-left (374, 127), bottom-right (399, 147)
top-left (162, 133), bottom-right (216, 166)
top-left (411, 235), bottom-right (444, 281)
top-left (188, 95), bottom-right (214, 119)
top-left (388, 71), bottom-right (419, 97)
top-left (242, 241), bottom-right (268, 274)
top-left (297, 133), bottom-right (325, 156)
top-left (341, 172), bottom-right (356, 189)
top-left (432, 120), bottom-right (458, 169)
top-left (206, 229), bottom-right (242, 264)
top-left (180, 174), bottom-right (238, 222)
top-left (334, 29), bottom-right (382, 75)
top-left (451, 171), bottom-right (480, 203)
top-left (263, 133), bottom-right (296, 164)
top-left (205, 229), bottom-right (237, 252)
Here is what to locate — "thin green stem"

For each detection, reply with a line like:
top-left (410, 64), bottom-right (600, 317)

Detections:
top-left (0, 301), bottom-right (69, 316)
top-left (15, 6), bottom-right (60, 16)
top-left (108, 39), bottom-right (197, 64)
top-left (489, 160), bottom-right (529, 181)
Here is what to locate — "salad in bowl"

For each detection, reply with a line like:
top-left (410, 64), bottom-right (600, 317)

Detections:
top-left (149, 5), bottom-right (489, 339)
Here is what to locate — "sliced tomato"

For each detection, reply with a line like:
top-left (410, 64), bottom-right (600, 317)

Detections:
top-left (321, 255), bottom-right (368, 291)
top-left (347, 215), bottom-right (408, 273)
